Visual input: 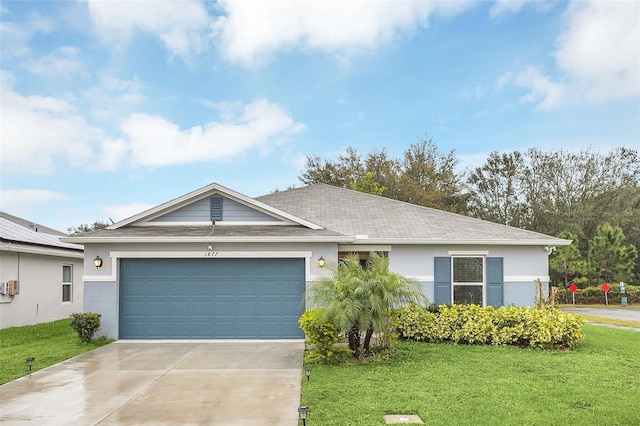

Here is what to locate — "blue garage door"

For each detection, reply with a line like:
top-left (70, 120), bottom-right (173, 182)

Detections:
top-left (119, 258), bottom-right (305, 339)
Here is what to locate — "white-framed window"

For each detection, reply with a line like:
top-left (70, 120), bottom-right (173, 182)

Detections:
top-left (62, 265), bottom-right (72, 302)
top-left (452, 256), bottom-right (484, 305)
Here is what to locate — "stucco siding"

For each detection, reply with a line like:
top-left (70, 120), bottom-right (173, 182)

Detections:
top-left (82, 241), bottom-right (552, 338)
top-left (83, 281), bottom-right (118, 338)
top-left (504, 282), bottom-right (536, 307)
top-left (0, 251), bottom-right (83, 329)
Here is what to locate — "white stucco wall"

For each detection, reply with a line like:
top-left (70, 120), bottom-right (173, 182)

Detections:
top-left (0, 250), bottom-right (84, 329)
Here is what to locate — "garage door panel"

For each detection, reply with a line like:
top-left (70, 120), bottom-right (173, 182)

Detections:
top-left (120, 258), bottom-right (304, 339)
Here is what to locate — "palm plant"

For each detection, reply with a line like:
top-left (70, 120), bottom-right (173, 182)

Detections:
top-left (308, 252), bottom-right (426, 358)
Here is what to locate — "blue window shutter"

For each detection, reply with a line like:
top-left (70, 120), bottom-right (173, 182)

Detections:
top-left (486, 257), bottom-right (504, 307)
top-left (434, 257), bottom-right (451, 305)
top-left (210, 196), bottom-right (223, 221)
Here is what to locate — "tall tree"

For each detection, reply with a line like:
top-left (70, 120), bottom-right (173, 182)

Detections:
top-left (549, 231), bottom-right (587, 286)
top-left (349, 171), bottom-right (387, 196)
top-left (398, 140), bottom-right (466, 213)
top-left (467, 151), bottom-right (528, 226)
top-left (68, 220), bottom-right (110, 235)
top-left (587, 224), bottom-right (637, 285)
top-left (299, 138), bottom-right (466, 213)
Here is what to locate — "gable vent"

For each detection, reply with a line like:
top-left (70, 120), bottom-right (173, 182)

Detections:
top-left (210, 196), bottom-right (223, 221)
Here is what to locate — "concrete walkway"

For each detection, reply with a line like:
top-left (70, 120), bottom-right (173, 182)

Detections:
top-left (0, 341), bottom-right (305, 425)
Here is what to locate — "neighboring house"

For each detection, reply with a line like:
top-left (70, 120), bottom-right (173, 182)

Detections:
top-left (64, 183), bottom-right (569, 340)
top-left (0, 212), bottom-right (84, 329)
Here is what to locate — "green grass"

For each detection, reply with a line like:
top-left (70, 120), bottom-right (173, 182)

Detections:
top-left (301, 325), bottom-right (640, 425)
top-left (0, 319), bottom-right (112, 385)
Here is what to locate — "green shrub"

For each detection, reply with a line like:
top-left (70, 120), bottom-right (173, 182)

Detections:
top-left (299, 308), bottom-right (339, 360)
top-left (396, 304), bottom-right (584, 349)
top-left (69, 312), bottom-right (101, 343)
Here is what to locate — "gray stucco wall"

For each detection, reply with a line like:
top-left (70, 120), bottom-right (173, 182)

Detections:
top-left (388, 244), bottom-right (549, 307)
top-left (82, 241), bottom-right (551, 338)
top-left (83, 281), bottom-right (117, 338)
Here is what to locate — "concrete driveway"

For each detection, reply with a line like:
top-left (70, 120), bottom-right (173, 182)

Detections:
top-left (0, 341), bottom-right (305, 425)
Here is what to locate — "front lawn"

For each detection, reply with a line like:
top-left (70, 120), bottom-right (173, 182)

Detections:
top-left (0, 319), bottom-right (112, 385)
top-left (301, 324), bottom-right (640, 425)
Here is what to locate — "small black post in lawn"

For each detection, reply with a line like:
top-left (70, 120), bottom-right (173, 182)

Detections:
top-left (298, 406), bottom-right (308, 425)
top-left (305, 366), bottom-right (312, 380)
top-left (25, 357), bottom-right (35, 371)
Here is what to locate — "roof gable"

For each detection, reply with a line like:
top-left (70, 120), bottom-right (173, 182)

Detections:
top-left (109, 183), bottom-right (323, 230)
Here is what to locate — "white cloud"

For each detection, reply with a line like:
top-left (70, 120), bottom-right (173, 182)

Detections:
top-left (24, 46), bottom-right (86, 78)
top-left (114, 98), bottom-right (306, 167)
top-left (554, 0), bottom-right (639, 104)
top-left (0, 72), bottom-right (105, 174)
top-left (83, 75), bottom-right (145, 122)
top-left (498, 66), bottom-right (567, 109)
top-left (105, 202), bottom-right (155, 222)
top-left (214, 0), bottom-right (473, 67)
top-left (0, 189), bottom-right (68, 218)
top-left (489, 0), bottom-right (553, 20)
top-left (86, 0), bottom-right (210, 58)
top-left (1, 71), bottom-right (303, 173)
top-left (489, 0), bottom-right (530, 19)
top-left (0, 11), bottom-right (55, 59)
top-left (499, 0), bottom-right (639, 109)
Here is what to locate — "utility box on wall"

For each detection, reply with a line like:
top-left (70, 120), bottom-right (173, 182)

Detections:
top-left (0, 280), bottom-right (19, 295)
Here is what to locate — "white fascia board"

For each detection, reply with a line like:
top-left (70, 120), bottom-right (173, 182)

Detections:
top-left (0, 241), bottom-right (83, 258)
top-left (108, 183), bottom-right (324, 231)
top-left (354, 238), bottom-right (572, 246)
top-left (64, 235), bottom-right (355, 244)
top-left (505, 275), bottom-right (550, 282)
top-left (337, 244), bottom-right (392, 252)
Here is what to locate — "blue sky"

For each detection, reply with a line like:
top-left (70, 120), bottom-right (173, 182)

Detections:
top-left (1, 0), bottom-right (638, 232)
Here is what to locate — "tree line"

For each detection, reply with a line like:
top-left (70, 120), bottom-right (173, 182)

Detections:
top-left (298, 139), bottom-right (640, 287)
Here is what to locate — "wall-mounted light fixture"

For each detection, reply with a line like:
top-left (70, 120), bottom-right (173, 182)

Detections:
top-left (93, 256), bottom-right (103, 268)
top-left (298, 406), bottom-right (308, 425)
top-left (317, 256), bottom-right (326, 269)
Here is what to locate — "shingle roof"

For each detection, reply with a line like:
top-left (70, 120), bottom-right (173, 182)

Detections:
top-left (64, 183), bottom-right (568, 246)
top-left (257, 184), bottom-right (567, 244)
top-left (0, 213), bottom-right (83, 251)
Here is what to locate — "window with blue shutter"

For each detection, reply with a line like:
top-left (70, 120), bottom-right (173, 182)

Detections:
top-left (210, 196), bottom-right (223, 221)
top-left (434, 257), bottom-right (452, 305)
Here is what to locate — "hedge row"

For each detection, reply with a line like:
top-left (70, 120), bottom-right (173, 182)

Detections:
top-left (555, 283), bottom-right (639, 305)
top-left (396, 304), bottom-right (584, 349)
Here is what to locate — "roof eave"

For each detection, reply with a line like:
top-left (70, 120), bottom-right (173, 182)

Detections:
top-left (349, 238), bottom-right (573, 246)
top-left (61, 236), bottom-right (355, 244)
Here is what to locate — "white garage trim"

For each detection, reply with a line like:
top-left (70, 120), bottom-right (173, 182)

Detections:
top-left (83, 250), bottom-right (313, 281)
